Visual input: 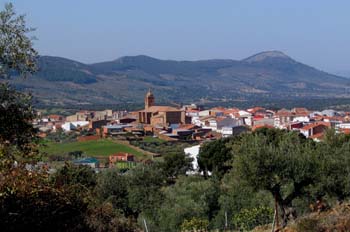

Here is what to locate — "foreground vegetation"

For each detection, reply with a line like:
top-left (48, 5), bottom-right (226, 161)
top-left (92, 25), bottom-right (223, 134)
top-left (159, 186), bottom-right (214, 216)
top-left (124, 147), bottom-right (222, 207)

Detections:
top-left (6, 126), bottom-right (350, 231)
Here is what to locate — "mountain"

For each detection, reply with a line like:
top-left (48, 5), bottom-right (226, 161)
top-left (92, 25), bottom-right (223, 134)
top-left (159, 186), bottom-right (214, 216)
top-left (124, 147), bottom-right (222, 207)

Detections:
top-left (243, 50), bottom-right (292, 63)
top-left (9, 51), bottom-right (350, 108)
top-left (335, 70), bottom-right (350, 79)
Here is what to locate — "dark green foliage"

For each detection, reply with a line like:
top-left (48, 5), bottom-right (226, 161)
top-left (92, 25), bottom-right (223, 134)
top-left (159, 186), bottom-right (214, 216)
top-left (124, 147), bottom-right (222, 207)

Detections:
top-left (68, 150), bottom-right (83, 159)
top-left (231, 128), bottom-right (318, 226)
top-left (198, 138), bottom-right (233, 178)
top-left (91, 128), bottom-right (350, 230)
top-left (0, 83), bottom-right (37, 154)
top-left (0, 3), bottom-right (38, 158)
top-left (0, 3), bottom-right (37, 79)
top-left (36, 56), bottom-right (97, 84)
top-left (161, 151), bottom-right (193, 180)
top-left (45, 130), bottom-right (79, 143)
top-left (95, 169), bottom-right (131, 216)
top-left (315, 130), bottom-right (350, 202)
top-left (48, 153), bottom-right (73, 162)
top-left (157, 176), bottom-right (219, 232)
top-left (126, 164), bottom-right (165, 217)
top-left (51, 164), bottom-right (97, 190)
top-left (214, 170), bottom-right (273, 230)
top-left (130, 140), bottom-right (194, 156)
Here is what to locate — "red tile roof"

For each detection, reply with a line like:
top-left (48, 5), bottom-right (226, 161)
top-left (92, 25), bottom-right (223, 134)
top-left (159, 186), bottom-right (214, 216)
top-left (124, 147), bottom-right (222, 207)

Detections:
top-left (179, 124), bottom-right (199, 130)
top-left (300, 122), bottom-right (330, 131)
top-left (340, 128), bottom-right (350, 135)
top-left (247, 107), bottom-right (265, 114)
top-left (309, 132), bottom-right (325, 140)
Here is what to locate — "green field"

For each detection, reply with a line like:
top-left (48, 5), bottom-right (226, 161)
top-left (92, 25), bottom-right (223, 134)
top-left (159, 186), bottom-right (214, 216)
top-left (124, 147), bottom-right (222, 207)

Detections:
top-left (41, 139), bottom-right (146, 159)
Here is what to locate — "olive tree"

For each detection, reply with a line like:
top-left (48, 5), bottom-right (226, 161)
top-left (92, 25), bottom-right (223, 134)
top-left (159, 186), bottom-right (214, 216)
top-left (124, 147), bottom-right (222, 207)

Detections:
top-left (198, 138), bottom-right (233, 178)
top-left (231, 128), bottom-right (319, 227)
top-left (0, 3), bottom-right (38, 159)
top-left (0, 3), bottom-right (37, 79)
top-left (317, 130), bottom-right (350, 202)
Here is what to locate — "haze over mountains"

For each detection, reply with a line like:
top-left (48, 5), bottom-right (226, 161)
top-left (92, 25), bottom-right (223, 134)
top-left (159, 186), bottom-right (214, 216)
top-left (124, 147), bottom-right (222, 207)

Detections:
top-left (11, 51), bottom-right (350, 108)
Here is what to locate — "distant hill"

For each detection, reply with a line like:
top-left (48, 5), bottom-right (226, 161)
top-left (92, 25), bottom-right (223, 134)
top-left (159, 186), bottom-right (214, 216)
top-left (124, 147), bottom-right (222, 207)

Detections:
top-left (9, 51), bottom-right (350, 108)
top-left (335, 70), bottom-right (350, 79)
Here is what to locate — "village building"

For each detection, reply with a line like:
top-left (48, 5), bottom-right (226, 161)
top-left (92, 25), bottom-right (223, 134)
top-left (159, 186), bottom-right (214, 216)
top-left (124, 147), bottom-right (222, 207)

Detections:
top-left (109, 153), bottom-right (135, 163)
top-left (221, 125), bottom-right (249, 138)
top-left (48, 114), bottom-right (64, 122)
top-left (61, 121), bottom-right (89, 132)
top-left (102, 124), bottom-right (132, 137)
top-left (89, 119), bottom-right (110, 130)
top-left (73, 157), bottom-right (99, 169)
top-left (138, 90), bottom-right (186, 126)
top-left (299, 122), bottom-right (331, 139)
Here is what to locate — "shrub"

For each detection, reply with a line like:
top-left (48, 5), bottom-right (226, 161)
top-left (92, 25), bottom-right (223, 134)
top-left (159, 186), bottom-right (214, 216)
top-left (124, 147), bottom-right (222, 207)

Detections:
top-left (181, 218), bottom-right (209, 232)
top-left (232, 206), bottom-right (273, 231)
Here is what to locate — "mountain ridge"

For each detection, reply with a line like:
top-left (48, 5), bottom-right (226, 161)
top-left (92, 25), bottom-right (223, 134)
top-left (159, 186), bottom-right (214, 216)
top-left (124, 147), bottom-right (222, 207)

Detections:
top-left (9, 51), bottom-right (350, 107)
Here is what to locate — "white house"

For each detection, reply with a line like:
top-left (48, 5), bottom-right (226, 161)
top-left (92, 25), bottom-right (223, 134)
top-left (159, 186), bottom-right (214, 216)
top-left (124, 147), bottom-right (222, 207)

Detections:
top-left (198, 110), bottom-right (211, 117)
top-left (61, 121), bottom-right (89, 132)
top-left (184, 145), bottom-right (200, 175)
top-left (292, 116), bottom-right (310, 123)
top-left (238, 110), bottom-right (252, 126)
top-left (221, 125), bottom-right (248, 138)
top-left (336, 123), bottom-right (350, 130)
top-left (183, 144), bottom-right (211, 176)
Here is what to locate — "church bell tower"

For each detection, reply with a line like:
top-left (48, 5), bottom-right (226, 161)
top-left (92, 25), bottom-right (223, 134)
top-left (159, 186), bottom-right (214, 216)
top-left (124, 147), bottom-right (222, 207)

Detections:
top-left (145, 89), bottom-right (155, 109)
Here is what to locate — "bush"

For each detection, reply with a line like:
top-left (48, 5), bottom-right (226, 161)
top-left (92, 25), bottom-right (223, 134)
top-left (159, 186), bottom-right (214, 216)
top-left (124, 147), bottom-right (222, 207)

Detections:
top-left (181, 218), bottom-right (209, 232)
top-left (232, 206), bottom-right (273, 231)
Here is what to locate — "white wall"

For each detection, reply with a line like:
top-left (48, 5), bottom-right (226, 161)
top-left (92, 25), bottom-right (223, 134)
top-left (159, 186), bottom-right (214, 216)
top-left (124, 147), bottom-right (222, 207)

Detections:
top-left (184, 145), bottom-right (200, 175)
top-left (62, 121), bottom-right (89, 131)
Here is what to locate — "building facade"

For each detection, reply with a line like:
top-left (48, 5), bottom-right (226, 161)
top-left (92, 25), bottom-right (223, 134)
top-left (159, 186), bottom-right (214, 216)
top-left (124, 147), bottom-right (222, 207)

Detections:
top-left (138, 90), bottom-right (185, 126)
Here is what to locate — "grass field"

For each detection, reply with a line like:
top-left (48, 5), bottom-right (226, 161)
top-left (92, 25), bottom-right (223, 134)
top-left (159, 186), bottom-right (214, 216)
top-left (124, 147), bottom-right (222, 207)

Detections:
top-left (41, 139), bottom-right (146, 159)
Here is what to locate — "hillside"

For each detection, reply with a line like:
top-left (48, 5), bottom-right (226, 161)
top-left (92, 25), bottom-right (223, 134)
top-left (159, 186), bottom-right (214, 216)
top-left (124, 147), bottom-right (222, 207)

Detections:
top-left (253, 202), bottom-right (350, 232)
top-left (9, 51), bottom-right (350, 107)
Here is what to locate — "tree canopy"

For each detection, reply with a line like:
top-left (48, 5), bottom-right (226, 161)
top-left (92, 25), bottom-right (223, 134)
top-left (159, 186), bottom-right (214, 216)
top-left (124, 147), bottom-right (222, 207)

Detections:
top-left (0, 3), bottom-right (38, 160)
top-left (0, 3), bottom-right (37, 79)
top-left (231, 128), bottom-right (319, 226)
top-left (198, 138), bottom-right (233, 178)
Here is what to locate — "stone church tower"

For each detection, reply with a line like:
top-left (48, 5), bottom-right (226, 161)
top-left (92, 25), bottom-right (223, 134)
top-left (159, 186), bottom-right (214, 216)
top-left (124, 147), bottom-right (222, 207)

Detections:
top-left (145, 89), bottom-right (155, 109)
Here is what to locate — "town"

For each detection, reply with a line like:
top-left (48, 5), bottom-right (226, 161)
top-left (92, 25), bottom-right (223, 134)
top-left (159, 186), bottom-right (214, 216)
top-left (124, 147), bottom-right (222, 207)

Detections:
top-left (35, 89), bottom-right (350, 172)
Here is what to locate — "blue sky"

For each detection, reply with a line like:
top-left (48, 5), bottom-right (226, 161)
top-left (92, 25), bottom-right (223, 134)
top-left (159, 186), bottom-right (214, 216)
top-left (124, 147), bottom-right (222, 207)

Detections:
top-left (2, 0), bottom-right (350, 73)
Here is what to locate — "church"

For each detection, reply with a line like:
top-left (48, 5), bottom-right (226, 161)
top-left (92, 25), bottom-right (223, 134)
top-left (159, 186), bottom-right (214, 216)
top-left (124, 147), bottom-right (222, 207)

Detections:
top-left (138, 90), bottom-right (186, 126)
